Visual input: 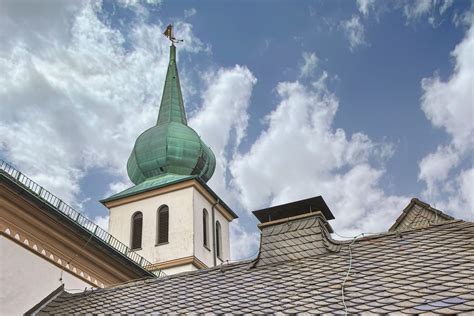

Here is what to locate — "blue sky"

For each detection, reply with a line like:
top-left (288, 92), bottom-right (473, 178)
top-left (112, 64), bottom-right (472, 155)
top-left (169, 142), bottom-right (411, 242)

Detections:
top-left (1, 0), bottom-right (472, 259)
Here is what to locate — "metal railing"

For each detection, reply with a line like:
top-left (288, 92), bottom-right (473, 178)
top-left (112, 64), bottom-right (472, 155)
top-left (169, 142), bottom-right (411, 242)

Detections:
top-left (0, 159), bottom-right (163, 277)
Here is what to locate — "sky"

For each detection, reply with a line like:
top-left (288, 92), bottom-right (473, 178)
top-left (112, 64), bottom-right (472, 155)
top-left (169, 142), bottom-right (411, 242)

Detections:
top-left (0, 0), bottom-right (472, 260)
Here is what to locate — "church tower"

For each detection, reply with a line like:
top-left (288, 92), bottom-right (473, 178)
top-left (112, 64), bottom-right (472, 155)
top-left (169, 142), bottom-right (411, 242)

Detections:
top-left (102, 37), bottom-right (237, 275)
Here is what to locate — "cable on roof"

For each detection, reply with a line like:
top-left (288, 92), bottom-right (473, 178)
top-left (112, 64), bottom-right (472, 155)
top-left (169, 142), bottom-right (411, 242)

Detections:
top-left (226, 249), bottom-right (260, 264)
top-left (64, 287), bottom-right (94, 294)
top-left (59, 232), bottom-right (94, 285)
top-left (332, 231), bottom-right (378, 239)
top-left (340, 233), bottom-right (365, 316)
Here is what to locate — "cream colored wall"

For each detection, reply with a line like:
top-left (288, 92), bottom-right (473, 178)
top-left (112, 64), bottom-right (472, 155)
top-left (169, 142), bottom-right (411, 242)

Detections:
top-left (108, 187), bottom-right (195, 264)
top-left (0, 236), bottom-right (90, 316)
top-left (108, 186), bottom-right (231, 275)
top-left (215, 207), bottom-right (231, 263)
top-left (161, 263), bottom-right (197, 275)
top-left (192, 189), bottom-right (230, 266)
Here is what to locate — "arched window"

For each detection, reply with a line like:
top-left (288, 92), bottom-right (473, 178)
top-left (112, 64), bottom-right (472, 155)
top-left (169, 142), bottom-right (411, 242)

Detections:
top-left (131, 212), bottom-right (143, 250)
top-left (157, 205), bottom-right (169, 244)
top-left (203, 209), bottom-right (209, 248)
top-left (215, 221), bottom-right (222, 259)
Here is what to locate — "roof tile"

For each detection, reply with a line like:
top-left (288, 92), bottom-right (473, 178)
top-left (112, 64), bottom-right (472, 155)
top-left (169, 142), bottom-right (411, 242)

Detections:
top-left (37, 220), bottom-right (474, 315)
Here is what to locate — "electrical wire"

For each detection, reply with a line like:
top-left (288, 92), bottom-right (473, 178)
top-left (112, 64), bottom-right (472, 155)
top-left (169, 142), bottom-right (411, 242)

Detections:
top-left (332, 231), bottom-right (378, 240)
top-left (59, 233), bottom-right (94, 284)
top-left (340, 233), bottom-right (365, 316)
top-left (64, 287), bottom-right (93, 294)
top-left (224, 249), bottom-right (260, 264)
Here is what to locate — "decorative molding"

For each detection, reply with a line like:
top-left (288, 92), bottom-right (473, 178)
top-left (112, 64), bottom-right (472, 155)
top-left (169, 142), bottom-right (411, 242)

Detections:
top-left (103, 180), bottom-right (194, 207)
top-left (104, 179), bottom-right (235, 221)
top-left (0, 220), bottom-right (105, 288)
top-left (0, 183), bottom-right (150, 287)
top-left (146, 256), bottom-right (208, 271)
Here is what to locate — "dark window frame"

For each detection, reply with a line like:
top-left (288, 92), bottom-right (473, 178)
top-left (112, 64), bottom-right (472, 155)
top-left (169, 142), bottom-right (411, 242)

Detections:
top-left (215, 220), bottom-right (222, 259)
top-left (203, 209), bottom-right (210, 249)
top-left (156, 205), bottom-right (169, 245)
top-left (131, 212), bottom-right (143, 250)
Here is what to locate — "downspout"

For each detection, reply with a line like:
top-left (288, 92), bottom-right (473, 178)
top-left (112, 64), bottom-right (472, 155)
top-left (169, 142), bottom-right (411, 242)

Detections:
top-left (211, 199), bottom-right (220, 267)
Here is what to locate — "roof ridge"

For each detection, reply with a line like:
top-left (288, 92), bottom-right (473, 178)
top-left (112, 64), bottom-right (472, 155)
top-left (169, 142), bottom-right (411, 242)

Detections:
top-left (62, 258), bottom-right (256, 297)
top-left (411, 197), bottom-right (455, 219)
top-left (388, 197), bottom-right (455, 232)
top-left (351, 219), bottom-right (467, 244)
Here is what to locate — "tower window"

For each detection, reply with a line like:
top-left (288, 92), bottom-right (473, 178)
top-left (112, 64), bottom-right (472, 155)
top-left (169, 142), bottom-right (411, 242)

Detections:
top-left (203, 209), bottom-right (209, 248)
top-left (131, 212), bottom-right (143, 250)
top-left (216, 220), bottom-right (222, 259)
top-left (157, 205), bottom-right (169, 244)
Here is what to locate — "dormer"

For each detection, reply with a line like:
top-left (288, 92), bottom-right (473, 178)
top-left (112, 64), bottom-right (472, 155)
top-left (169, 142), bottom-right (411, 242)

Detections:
top-left (389, 198), bottom-right (454, 232)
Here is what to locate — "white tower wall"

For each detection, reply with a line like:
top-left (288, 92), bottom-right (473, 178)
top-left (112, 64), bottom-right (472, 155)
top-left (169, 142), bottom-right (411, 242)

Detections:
top-left (107, 184), bottom-right (231, 275)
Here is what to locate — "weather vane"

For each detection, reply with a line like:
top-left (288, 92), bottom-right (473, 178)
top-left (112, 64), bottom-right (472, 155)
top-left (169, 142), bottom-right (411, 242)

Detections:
top-left (163, 24), bottom-right (183, 44)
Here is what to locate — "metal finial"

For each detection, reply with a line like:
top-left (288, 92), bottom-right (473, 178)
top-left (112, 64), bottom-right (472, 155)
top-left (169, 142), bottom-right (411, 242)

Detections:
top-left (163, 24), bottom-right (183, 44)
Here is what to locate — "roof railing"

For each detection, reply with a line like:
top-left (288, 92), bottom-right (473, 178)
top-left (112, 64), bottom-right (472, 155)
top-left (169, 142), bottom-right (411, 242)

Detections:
top-left (0, 159), bottom-right (163, 277)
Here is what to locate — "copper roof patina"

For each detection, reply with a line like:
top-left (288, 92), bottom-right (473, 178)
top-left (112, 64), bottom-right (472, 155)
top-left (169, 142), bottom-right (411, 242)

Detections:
top-left (126, 44), bottom-right (216, 190)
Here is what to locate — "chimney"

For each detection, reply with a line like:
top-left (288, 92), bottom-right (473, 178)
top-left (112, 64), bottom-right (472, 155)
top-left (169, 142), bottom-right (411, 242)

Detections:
top-left (251, 196), bottom-right (341, 267)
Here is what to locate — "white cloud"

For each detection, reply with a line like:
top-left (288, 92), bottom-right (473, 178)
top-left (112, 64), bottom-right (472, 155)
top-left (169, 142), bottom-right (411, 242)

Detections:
top-left (403, 0), bottom-right (434, 20)
top-left (401, 0), bottom-right (455, 26)
top-left (93, 215), bottom-right (109, 231)
top-left (184, 8), bottom-right (197, 18)
top-left (418, 16), bottom-right (474, 219)
top-left (418, 145), bottom-right (460, 196)
top-left (105, 181), bottom-right (133, 198)
top-left (357, 0), bottom-right (376, 16)
top-left (230, 220), bottom-right (260, 260)
top-left (420, 23), bottom-right (474, 150)
top-left (189, 66), bottom-right (257, 205)
top-left (439, 0), bottom-right (454, 15)
top-left (299, 52), bottom-right (319, 78)
top-left (341, 15), bottom-right (366, 51)
top-left (0, 1), bottom-right (204, 206)
top-left (118, 0), bottom-right (161, 7)
top-left (229, 74), bottom-right (407, 235)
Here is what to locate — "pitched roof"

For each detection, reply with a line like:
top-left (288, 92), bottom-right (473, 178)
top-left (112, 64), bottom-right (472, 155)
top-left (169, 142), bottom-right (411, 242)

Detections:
top-left (0, 159), bottom-right (157, 279)
top-left (389, 198), bottom-right (454, 232)
top-left (36, 216), bottom-right (474, 314)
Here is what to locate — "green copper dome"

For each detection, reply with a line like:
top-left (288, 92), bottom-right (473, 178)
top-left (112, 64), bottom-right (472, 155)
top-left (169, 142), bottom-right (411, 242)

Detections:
top-left (127, 45), bottom-right (216, 185)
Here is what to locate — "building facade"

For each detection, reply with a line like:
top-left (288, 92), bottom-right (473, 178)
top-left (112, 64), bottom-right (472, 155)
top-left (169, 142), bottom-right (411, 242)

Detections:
top-left (0, 161), bottom-right (155, 315)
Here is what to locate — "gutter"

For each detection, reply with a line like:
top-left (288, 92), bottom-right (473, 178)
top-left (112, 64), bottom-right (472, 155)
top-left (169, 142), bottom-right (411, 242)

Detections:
top-left (211, 199), bottom-right (220, 267)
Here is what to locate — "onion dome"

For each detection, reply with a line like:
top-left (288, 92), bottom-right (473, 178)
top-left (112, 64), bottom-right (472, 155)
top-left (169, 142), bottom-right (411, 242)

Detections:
top-left (127, 45), bottom-right (216, 185)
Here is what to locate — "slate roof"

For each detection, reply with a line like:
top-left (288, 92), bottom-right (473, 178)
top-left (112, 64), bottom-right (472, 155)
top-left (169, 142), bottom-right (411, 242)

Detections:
top-left (36, 210), bottom-right (474, 315)
top-left (389, 198), bottom-right (454, 232)
top-left (254, 212), bottom-right (341, 267)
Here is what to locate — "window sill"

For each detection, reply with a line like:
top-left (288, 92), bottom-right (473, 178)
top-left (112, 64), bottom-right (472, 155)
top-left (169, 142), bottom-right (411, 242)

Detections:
top-left (131, 247), bottom-right (142, 251)
top-left (155, 242), bottom-right (169, 247)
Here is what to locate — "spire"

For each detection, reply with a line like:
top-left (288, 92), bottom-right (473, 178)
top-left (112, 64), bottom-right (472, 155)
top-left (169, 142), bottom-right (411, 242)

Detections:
top-left (125, 28), bottom-right (216, 187)
top-left (156, 44), bottom-right (187, 125)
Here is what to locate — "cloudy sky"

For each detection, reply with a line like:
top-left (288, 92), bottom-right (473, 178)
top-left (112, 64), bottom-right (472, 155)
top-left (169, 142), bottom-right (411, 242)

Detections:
top-left (1, 0), bottom-right (472, 260)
